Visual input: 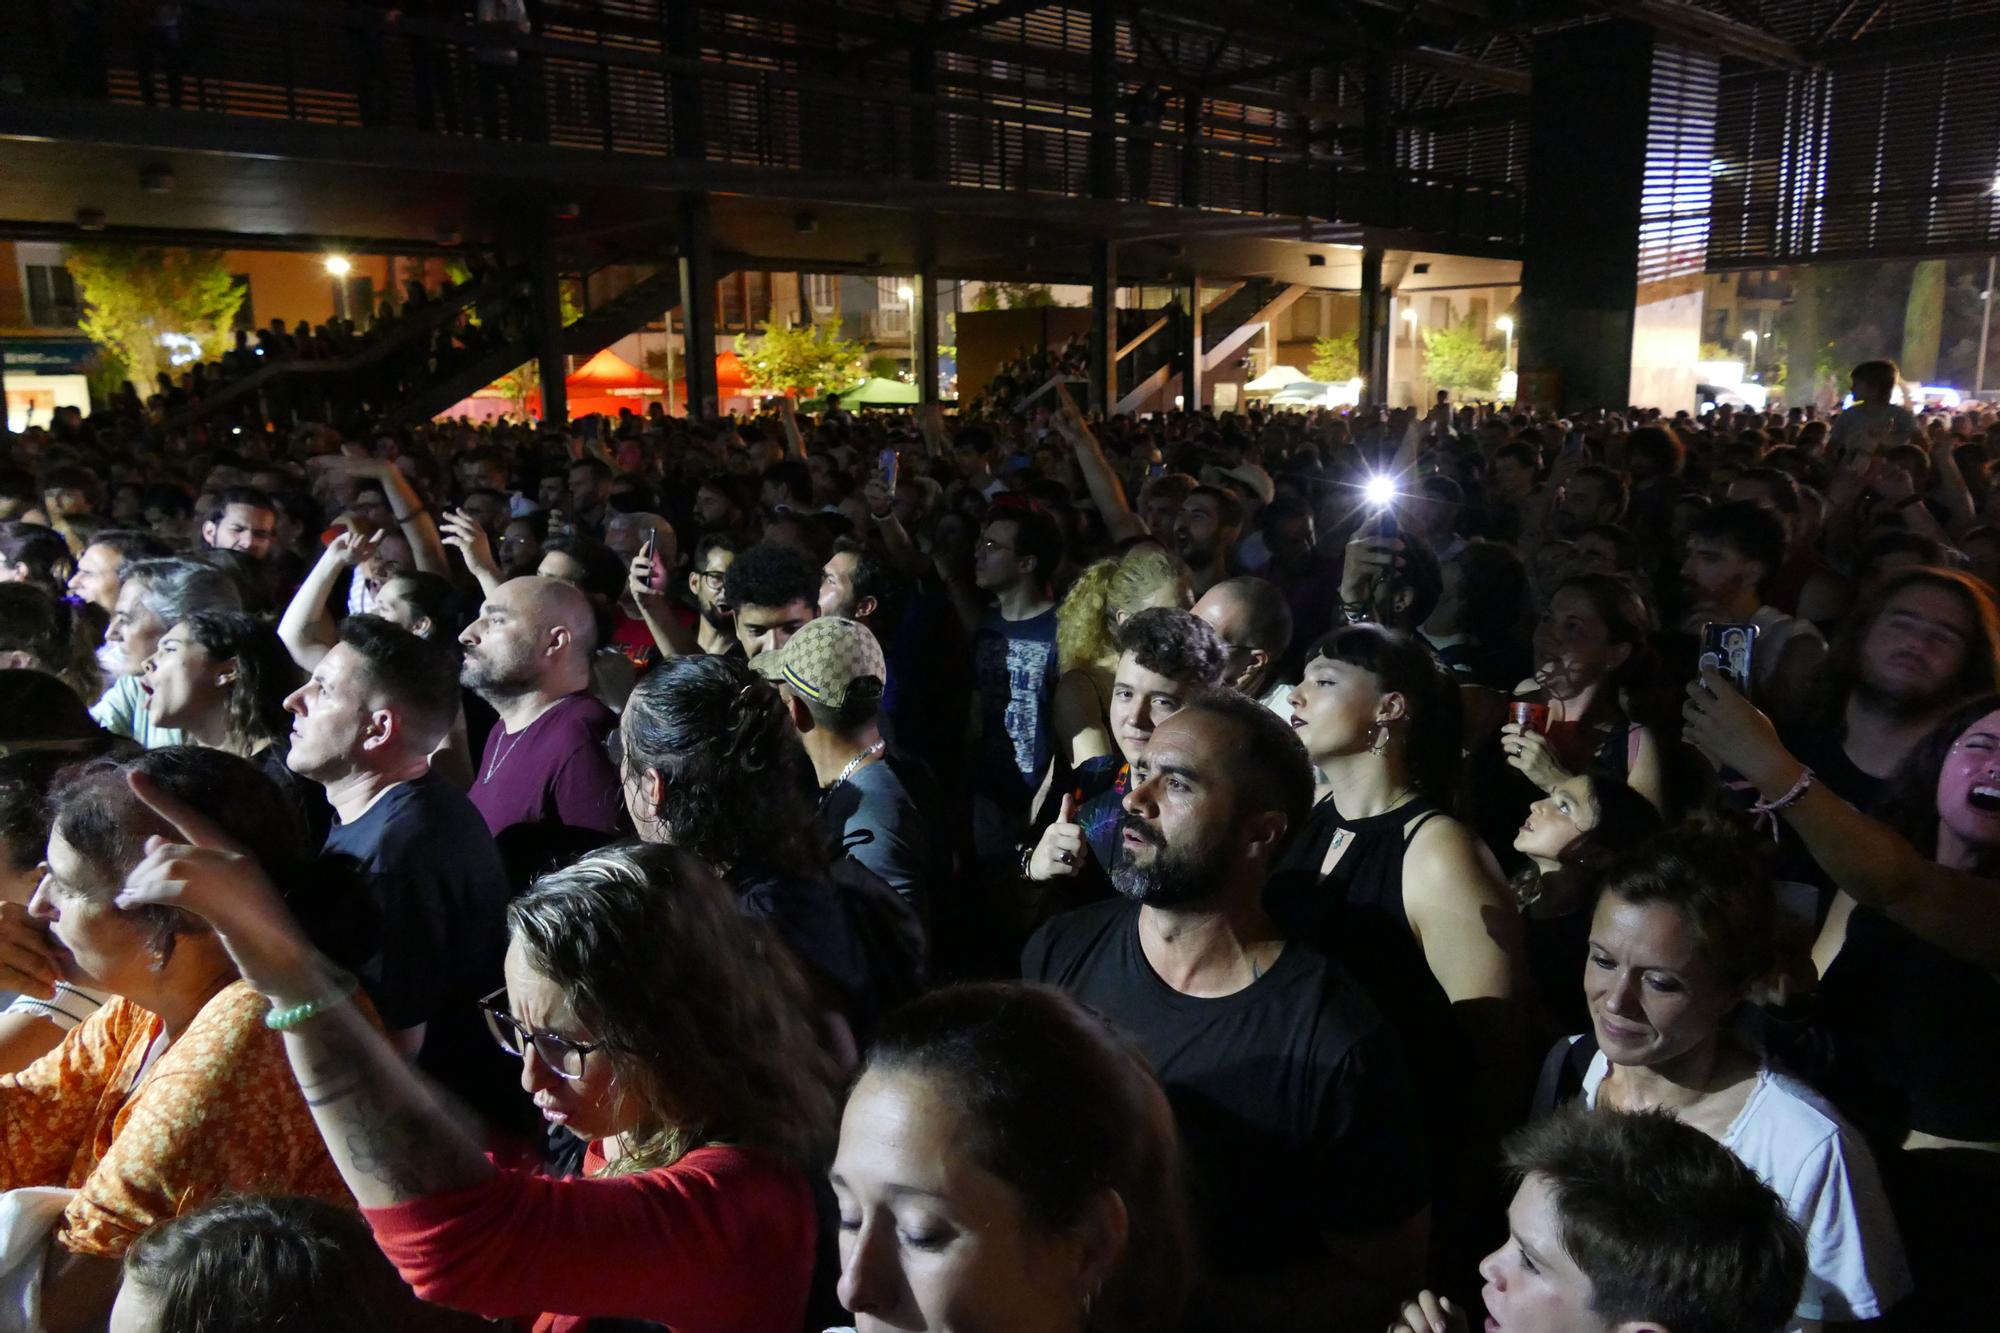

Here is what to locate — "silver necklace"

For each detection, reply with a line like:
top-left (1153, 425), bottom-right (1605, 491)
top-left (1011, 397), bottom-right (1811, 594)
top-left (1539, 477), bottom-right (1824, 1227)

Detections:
top-left (831, 740), bottom-right (885, 789)
top-left (483, 725), bottom-right (531, 784)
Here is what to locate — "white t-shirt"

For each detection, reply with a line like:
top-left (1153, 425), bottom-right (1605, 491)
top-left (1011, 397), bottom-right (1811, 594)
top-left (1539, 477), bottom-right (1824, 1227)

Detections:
top-left (1827, 401), bottom-right (1917, 454)
top-left (1583, 1051), bottom-right (1911, 1325)
top-left (1749, 604), bottom-right (1823, 692)
top-left (4, 981), bottom-right (109, 1033)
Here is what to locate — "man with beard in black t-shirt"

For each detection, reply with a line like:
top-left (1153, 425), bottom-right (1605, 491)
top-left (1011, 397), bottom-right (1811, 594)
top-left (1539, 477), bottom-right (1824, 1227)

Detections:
top-left (1022, 690), bottom-right (1428, 1333)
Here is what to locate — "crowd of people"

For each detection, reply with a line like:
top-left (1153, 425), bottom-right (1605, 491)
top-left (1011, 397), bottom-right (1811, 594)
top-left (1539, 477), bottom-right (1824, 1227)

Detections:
top-left (0, 353), bottom-right (1992, 1332)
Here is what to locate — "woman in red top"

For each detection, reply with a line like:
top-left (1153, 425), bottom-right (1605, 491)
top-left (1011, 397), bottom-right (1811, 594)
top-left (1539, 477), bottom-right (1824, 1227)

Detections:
top-left (116, 804), bottom-right (842, 1333)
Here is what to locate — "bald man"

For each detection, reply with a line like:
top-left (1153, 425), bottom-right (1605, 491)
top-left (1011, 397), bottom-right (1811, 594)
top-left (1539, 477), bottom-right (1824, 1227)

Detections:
top-left (459, 575), bottom-right (626, 839)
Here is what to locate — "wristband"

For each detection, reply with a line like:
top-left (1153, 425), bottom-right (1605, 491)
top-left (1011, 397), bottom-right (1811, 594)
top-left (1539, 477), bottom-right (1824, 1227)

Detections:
top-left (1018, 843), bottom-right (1037, 880)
top-left (1341, 600), bottom-right (1374, 624)
top-left (265, 968), bottom-right (360, 1032)
top-left (1748, 767), bottom-right (1814, 840)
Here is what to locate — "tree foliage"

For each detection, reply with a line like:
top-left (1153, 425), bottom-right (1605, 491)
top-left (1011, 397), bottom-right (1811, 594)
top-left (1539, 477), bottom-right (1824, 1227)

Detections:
top-left (740, 320), bottom-right (867, 396)
top-left (64, 245), bottom-right (246, 393)
top-left (1419, 321), bottom-right (1505, 395)
top-left (1308, 333), bottom-right (1359, 382)
top-left (971, 282), bottom-right (1057, 311)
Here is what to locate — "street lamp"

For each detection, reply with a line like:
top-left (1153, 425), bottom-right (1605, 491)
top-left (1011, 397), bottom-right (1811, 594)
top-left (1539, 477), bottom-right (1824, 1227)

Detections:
top-left (1742, 328), bottom-right (1760, 378)
top-left (1496, 315), bottom-right (1514, 364)
top-left (324, 255), bottom-right (353, 322)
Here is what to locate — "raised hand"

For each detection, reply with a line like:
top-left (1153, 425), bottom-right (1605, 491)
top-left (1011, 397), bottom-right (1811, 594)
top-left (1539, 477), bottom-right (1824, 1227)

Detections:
top-left (327, 527), bottom-right (385, 569)
top-left (1028, 792), bottom-right (1087, 881)
top-left (439, 508), bottom-right (501, 582)
top-left (1500, 722), bottom-right (1573, 793)
top-left (0, 901), bottom-right (61, 1001)
top-left (1681, 666), bottom-right (1793, 790)
top-left (115, 772), bottom-right (318, 998)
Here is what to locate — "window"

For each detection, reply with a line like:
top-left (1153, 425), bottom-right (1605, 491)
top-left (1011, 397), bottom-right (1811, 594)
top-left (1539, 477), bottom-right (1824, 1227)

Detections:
top-left (802, 273), bottom-right (837, 313)
top-left (25, 266), bottom-right (80, 328)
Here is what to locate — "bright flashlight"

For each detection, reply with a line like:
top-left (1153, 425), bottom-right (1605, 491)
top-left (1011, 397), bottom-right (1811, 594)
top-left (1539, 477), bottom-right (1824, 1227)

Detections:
top-left (1364, 474), bottom-right (1397, 508)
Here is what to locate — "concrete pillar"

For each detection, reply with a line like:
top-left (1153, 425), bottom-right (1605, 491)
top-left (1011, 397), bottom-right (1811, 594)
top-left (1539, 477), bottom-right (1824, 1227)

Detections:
top-left (535, 239), bottom-right (568, 427)
top-left (1518, 22), bottom-right (1717, 412)
top-left (1089, 239), bottom-right (1118, 413)
top-left (677, 196), bottom-right (719, 419)
top-left (915, 256), bottom-right (939, 407)
top-left (1181, 276), bottom-right (1202, 409)
top-left (1358, 246), bottom-right (1389, 408)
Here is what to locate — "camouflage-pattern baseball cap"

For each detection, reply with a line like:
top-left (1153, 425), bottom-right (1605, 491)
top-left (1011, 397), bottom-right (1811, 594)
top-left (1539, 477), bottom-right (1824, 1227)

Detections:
top-left (748, 616), bottom-right (886, 707)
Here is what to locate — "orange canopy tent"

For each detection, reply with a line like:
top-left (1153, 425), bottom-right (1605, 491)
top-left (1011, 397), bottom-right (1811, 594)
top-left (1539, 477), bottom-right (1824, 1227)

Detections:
top-left (561, 348), bottom-right (665, 419)
top-left (666, 348), bottom-right (757, 412)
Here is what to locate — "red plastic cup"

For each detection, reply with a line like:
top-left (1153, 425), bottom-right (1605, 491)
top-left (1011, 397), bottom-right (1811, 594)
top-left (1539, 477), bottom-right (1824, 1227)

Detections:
top-left (1510, 701), bottom-right (1551, 735)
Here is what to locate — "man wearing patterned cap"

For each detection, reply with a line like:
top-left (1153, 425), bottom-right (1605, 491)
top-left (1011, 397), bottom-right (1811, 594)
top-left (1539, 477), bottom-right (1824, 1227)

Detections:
top-left (755, 617), bottom-right (932, 910)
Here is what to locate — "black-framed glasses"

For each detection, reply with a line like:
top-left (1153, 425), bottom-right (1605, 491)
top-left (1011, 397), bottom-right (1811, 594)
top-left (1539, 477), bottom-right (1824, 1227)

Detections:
top-left (479, 989), bottom-right (603, 1080)
top-left (696, 568), bottom-right (729, 587)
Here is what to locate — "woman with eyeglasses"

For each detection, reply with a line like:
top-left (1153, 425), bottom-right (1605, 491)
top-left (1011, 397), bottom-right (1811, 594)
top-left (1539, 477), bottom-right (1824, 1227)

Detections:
top-left (0, 750), bottom-right (358, 1330)
top-left (116, 796), bottom-right (844, 1333)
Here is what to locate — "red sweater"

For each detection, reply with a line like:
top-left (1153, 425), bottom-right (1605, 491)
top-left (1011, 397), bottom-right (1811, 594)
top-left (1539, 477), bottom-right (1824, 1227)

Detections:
top-left (364, 1143), bottom-right (817, 1333)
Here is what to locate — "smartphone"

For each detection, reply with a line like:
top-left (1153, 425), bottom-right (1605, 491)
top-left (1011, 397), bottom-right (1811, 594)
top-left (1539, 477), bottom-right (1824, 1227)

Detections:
top-left (637, 531), bottom-right (658, 591)
top-left (1699, 622), bottom-right (1759, 695)
top-left (877, 448), bottom-right (897, 484)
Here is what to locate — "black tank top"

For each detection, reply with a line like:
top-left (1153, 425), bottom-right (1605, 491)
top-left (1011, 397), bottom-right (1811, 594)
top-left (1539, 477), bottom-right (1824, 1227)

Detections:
top-left (1267, 796), bottom-right (1458, 1075)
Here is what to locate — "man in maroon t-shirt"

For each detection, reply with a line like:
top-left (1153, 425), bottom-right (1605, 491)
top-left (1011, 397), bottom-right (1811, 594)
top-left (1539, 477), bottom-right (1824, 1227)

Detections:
top-left (459, 575), bottom-right (625, 840)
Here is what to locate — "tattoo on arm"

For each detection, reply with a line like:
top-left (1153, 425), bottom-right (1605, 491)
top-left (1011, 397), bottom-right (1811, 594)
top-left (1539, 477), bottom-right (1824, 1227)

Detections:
top-left (284, 1006), bottom-right (492, 1206)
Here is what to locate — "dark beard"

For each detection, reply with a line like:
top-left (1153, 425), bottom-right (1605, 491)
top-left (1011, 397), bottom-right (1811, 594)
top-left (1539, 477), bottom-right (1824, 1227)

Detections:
top-left (1108, 813), bottom-right (1225, 909)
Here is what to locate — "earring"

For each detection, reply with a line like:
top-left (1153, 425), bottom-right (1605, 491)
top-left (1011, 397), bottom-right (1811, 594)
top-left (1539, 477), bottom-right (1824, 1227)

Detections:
top-left (1367, 725), bottom-right (1389, 757)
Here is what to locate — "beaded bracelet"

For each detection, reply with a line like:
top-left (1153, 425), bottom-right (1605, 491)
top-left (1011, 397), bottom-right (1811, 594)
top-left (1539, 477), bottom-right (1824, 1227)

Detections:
top-left (265, 970), bottom-right (361, 1032)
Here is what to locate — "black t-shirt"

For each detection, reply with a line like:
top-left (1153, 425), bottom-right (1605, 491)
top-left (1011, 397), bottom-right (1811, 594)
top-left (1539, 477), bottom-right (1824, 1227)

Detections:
top-left (1022, 899), bottom-right (1428, 1275)
top-left (322, 771), bottom-right (527, 1136)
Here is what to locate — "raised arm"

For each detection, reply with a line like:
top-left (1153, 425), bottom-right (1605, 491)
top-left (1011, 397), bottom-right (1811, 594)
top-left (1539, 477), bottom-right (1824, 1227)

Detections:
top-left (1683, 668), bottom-right (2000, 968)
top-left (279, 529), bottom-right (382, 671)
top-left (627, 549), bottom-right (700, 658)
top-left (1053, 384), bottom-right (1145, 544)
top-left (349, 460), bottom-right (449, 576)
top-left (777, 395), bottom-right (808, 459)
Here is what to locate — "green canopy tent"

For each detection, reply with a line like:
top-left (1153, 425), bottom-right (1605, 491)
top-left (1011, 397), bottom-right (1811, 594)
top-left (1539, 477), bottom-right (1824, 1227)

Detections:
top-left (837, 376), bottom-right (922, 407)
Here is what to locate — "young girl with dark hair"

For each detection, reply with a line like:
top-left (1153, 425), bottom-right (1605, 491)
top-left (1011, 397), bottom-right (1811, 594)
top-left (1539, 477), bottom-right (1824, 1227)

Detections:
top-left (1509, 773), bottom-right (1665, 1037)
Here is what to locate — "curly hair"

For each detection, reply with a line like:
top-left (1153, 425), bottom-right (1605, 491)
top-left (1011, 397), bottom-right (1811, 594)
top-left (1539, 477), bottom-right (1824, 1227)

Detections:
top-left (509, 842), bottom-right (841, 1175)
top-left (1115, 607), bottom-right (1227, 687)
top-left (181, 611), bottom-right (303, 757)
top-left (618, 653), bottom-right (825, 878)
top-left (863, 983), bottom-right (1195, 1333)
top-left (1056, 545), bottom-right (1191, 675)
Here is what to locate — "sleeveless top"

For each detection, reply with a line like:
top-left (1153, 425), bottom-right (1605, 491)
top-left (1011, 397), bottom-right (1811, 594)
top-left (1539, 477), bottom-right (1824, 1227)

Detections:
top-left (1267, 796), bottom-right (1458, 1076)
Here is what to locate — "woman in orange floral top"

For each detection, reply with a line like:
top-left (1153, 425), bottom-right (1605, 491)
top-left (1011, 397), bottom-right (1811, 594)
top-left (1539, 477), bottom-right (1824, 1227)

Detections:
top-left (0, 749), bottom-right (359, 1331)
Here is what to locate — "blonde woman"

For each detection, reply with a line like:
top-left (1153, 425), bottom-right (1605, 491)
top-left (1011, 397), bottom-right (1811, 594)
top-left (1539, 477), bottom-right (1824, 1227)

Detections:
top-left (1050, 545), bottom-right (1191, 770)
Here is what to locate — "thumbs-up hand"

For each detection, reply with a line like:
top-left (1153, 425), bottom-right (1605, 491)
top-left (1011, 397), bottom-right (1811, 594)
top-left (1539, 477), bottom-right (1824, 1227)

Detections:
top-left (1027, 791), bottom-right (1087, 881)
top-left (116, 771), bottom-right (318, 997)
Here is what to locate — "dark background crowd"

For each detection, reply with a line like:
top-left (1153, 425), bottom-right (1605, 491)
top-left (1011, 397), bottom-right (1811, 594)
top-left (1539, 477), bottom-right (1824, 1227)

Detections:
top-left (0, 357), bottom-right (1992, 1333)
